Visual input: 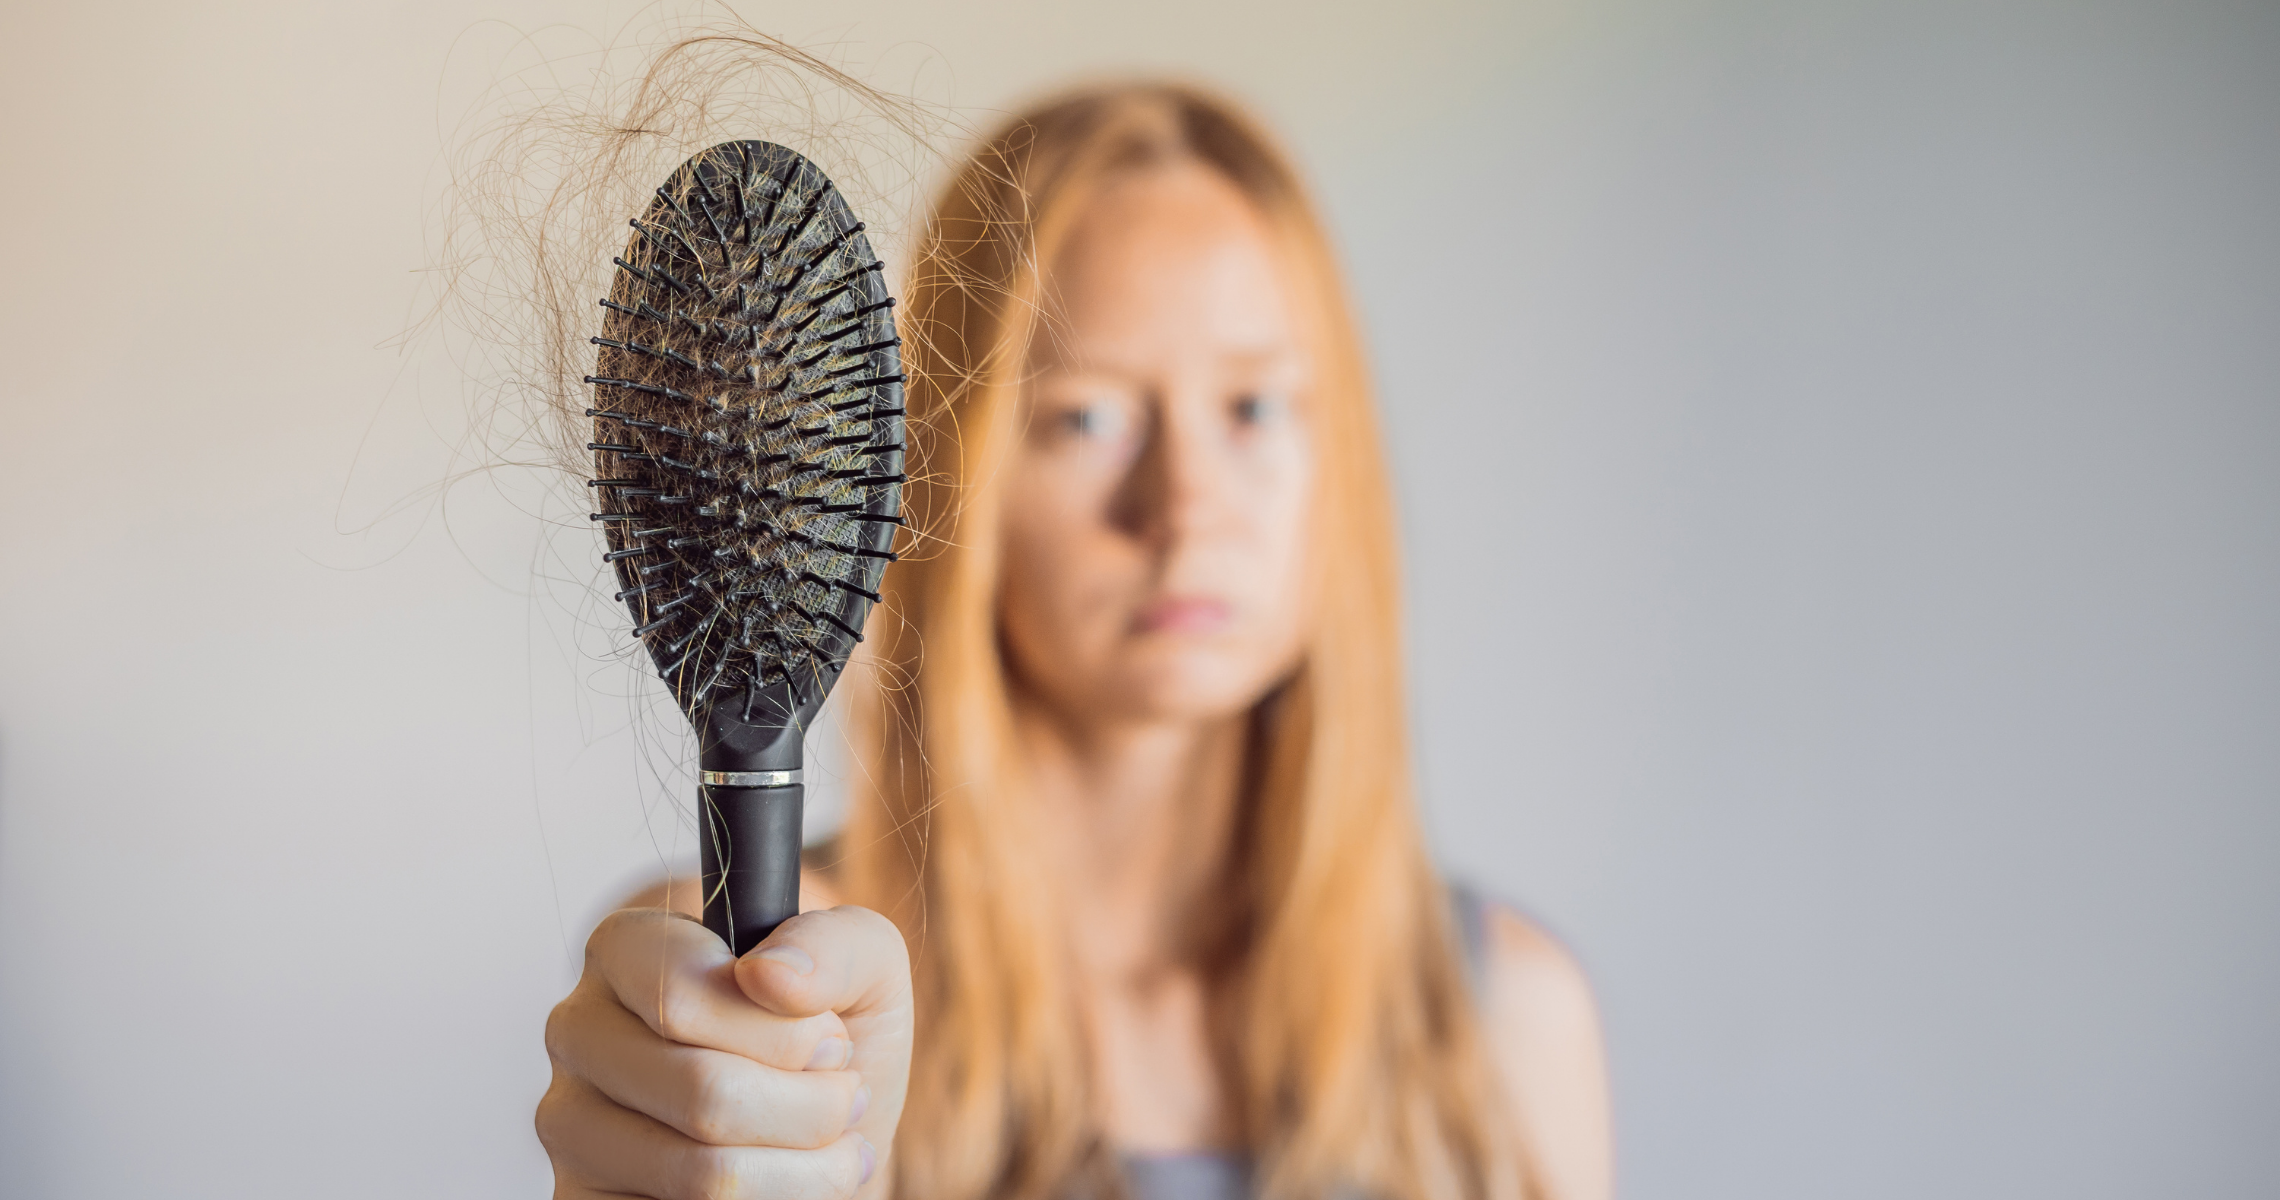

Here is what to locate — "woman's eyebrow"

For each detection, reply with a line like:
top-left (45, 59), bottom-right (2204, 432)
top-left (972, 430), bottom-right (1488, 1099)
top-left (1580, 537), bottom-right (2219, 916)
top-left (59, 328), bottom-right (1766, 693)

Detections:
top-left (1034, 345), bottom-right (1302, 381)
top-left (1218, 346), bottom-right (1303, 368)
top-left (1032, 367), bottom-right (1144, 388)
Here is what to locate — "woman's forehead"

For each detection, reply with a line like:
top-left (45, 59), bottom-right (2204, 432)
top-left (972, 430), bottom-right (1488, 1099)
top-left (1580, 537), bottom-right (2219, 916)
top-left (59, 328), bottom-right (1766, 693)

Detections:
top-left (1036, 164), bottom-right (1301, 371)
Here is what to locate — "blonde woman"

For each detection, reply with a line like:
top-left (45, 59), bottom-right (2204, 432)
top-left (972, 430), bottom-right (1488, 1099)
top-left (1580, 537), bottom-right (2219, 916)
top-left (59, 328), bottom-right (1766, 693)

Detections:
top-left (537, 84), bottom-right (1613, 1200)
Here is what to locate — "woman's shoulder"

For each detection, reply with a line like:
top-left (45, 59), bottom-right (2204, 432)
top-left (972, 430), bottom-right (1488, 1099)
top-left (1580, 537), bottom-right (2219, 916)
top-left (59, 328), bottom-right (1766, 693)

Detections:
top-left (1461, 892), bottom-right (1614, 1200)
top-left (1446, 883), bottom-right (1592, 1006)
top-left (1476, 901), bottom-right (1594, 1012)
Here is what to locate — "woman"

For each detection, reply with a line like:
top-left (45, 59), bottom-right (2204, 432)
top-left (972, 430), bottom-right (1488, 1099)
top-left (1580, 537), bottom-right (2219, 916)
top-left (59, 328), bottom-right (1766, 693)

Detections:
top-left (536, 84), bottom-right (1612, 1200)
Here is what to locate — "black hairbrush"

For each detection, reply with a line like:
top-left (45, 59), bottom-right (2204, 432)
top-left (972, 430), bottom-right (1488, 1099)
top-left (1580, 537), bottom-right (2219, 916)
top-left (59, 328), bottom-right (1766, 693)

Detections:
top-left (584, 141), bottom-right (903, 955)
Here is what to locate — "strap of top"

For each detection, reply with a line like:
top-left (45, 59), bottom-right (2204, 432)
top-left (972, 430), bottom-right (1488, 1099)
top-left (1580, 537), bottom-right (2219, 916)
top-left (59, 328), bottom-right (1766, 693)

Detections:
top-left (1122, 1153), bottom-right (1254, 1200)
top-left (1447, 878), bottom-right (1493, 985)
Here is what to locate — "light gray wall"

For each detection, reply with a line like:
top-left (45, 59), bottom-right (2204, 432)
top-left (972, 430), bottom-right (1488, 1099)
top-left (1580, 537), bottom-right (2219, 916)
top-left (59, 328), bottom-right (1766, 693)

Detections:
top-left (0, 1), bottom-right (2272, 1197)
top-left (1357, 3), bottom-right (2280, 1197)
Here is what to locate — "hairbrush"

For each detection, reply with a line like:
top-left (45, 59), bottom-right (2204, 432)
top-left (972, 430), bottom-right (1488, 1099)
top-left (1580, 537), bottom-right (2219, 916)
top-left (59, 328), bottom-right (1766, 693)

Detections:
top-left (584, 140), bottom-right (904, 955)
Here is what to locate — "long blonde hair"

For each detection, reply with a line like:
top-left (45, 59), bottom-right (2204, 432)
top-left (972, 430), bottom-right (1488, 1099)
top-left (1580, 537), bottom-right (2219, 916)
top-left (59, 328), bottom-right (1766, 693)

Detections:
top-left (833, 84), bottom-right (1527, 1200)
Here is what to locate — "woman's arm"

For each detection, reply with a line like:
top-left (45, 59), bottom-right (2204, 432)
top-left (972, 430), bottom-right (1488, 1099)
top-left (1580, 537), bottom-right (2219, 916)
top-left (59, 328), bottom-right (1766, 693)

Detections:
top-left (1479, 906), bottom-right (1615, 1200)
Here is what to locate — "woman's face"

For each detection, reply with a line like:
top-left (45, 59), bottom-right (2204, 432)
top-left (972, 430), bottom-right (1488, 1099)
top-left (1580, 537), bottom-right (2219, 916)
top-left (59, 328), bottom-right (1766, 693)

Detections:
top-left (999, 162), bottom-right (1316, 726)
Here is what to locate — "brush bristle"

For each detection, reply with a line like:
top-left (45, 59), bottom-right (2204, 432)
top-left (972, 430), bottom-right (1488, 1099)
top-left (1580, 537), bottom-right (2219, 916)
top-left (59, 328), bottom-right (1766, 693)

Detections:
top-left (585, 141), bottom-right (904, 714)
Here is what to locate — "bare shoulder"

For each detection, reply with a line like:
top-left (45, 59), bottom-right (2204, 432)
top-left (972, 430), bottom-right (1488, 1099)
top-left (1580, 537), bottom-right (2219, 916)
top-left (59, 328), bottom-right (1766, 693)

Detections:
top-left (616, 868), bottom-right (846, 922)
top-left (1476, 902), bottom-right (1615, 1200)
top-left (1479, 904), bottom-right (1599, 1028)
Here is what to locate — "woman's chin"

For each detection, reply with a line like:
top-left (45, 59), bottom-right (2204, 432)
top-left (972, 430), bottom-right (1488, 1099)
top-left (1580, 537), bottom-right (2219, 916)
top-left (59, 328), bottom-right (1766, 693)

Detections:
top-left (1097, 649), bottom-right (1283, 723)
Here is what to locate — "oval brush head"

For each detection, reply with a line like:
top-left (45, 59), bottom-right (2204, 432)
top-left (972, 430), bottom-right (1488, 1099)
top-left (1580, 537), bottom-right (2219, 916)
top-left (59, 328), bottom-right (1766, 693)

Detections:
top-left (586, 140), bottom-right (904, 715)
top-left (583, 140), bottom-right (904, 950)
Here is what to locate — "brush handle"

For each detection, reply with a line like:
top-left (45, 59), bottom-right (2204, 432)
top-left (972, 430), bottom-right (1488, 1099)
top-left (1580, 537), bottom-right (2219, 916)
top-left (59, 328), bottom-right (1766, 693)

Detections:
top-left (699, 782), bottom-right (804, 956)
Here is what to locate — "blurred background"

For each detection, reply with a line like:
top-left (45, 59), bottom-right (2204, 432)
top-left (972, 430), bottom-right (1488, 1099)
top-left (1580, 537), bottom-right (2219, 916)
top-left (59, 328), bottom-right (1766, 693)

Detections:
top-left (2, 0), bottom-right (2275, 1196)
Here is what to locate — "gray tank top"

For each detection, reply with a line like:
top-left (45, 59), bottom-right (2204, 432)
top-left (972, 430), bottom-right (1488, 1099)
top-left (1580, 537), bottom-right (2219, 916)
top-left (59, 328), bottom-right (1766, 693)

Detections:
top-left (1114, 883), bottom-right (1493, 1200)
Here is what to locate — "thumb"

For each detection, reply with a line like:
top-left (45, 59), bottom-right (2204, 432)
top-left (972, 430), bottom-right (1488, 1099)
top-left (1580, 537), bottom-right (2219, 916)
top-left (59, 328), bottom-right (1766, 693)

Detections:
top-left (735, 905), bottom-right (910, 1019)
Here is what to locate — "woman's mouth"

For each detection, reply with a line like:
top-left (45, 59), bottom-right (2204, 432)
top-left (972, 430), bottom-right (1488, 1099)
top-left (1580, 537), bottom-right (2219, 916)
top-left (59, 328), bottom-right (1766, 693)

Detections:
top-left (1134, 595), bottom-right (1233, 634)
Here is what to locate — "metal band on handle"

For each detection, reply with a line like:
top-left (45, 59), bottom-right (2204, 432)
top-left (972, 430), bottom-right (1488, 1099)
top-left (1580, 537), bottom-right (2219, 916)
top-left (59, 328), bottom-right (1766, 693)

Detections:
top-left (701, 769), bottom-right (802, 788)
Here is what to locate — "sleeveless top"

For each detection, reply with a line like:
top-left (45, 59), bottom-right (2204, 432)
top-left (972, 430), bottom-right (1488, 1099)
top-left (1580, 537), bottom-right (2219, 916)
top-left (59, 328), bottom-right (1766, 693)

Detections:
top-left (1113, 882), bottom-right (1494, 1200)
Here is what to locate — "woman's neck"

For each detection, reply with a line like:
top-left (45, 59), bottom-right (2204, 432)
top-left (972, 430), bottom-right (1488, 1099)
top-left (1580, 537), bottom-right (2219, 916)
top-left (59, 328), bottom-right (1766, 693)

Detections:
top-left (1013, 699), bottom-right (1248, 981)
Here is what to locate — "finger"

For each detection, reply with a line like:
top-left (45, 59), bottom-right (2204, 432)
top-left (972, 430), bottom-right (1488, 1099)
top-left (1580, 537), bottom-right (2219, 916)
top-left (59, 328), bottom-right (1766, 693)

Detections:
top-left (585, 908), bottom-right (851, 1069)
top-left (552, 987), bottom-right (867, 1149)
top-left (541, 1074), bottom-right (871, 1200)
top-left (734, 906), bottom-right (912, 1021)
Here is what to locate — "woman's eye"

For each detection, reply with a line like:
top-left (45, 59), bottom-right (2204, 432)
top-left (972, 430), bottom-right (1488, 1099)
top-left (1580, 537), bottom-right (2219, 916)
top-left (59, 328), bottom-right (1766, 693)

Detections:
top-left (1057, 400), bottom-right (1130, 442)
top-left (1232, 392), bottom-right (1286, 426)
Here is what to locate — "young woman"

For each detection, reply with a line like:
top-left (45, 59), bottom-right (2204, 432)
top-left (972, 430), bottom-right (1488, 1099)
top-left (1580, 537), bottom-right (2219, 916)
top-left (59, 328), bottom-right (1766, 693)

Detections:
top-left (536, 84), bottom-right (1612, 1200)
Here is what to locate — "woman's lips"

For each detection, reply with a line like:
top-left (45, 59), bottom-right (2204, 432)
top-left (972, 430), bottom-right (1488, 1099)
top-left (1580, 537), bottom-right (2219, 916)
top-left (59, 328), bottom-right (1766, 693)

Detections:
top-left (1135, 596), bottom-right (1232, 634)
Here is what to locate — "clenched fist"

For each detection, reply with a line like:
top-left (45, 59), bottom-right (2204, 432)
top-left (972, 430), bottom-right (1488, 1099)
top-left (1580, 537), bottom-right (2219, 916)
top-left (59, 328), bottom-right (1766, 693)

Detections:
top-left (537, 904), bottom-right (913, 1199)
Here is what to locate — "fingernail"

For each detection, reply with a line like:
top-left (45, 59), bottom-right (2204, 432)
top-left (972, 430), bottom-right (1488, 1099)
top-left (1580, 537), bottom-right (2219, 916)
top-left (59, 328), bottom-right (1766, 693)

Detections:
top-left (755, 945), bottom-right (814, 976)
top-left (848, 1084), bottom-right (870, 1127)
top-left (857, 1135), bottom-right (877, 1184)
top-left (807, 1036), bottom-right (851, 1071)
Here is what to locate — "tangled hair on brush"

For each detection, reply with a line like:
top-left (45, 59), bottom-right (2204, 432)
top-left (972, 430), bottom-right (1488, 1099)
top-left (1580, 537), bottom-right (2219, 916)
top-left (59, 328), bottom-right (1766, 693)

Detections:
top-left (421, 16), bottom-right (985, 717)
top-left (426, 17), bottom-right (966, 499)
top-left (588, 140), bottom-right (904, 713)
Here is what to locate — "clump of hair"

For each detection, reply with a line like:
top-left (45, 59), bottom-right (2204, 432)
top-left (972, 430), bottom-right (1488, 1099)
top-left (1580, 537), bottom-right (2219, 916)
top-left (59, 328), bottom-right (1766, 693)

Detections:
top-left (404, 14), bottom-right (983, 750)
top-left (420, 15), bottom-right (962, 486)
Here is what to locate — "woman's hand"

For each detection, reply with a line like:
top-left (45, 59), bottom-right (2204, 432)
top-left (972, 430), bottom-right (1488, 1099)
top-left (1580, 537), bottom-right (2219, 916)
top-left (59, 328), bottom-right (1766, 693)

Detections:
top-left (537, 905), bottom-right (914, 1199)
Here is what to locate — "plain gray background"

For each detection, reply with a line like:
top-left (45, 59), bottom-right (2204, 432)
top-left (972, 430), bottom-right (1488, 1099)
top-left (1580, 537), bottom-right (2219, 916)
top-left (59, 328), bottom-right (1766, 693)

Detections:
top-left (1, 1), bottom-right (2274, 1197)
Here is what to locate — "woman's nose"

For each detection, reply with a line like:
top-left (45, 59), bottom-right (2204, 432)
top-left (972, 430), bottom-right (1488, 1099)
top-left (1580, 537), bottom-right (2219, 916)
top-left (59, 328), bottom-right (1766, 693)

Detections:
top-left (1110, 391), bottom-right (1224, 546)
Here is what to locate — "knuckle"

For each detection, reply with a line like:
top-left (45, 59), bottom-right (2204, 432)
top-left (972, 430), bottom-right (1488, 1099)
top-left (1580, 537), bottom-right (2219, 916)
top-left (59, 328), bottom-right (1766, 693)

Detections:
top-left (847, 907), bottom-right (913, 977)
top-left (586, 908), bottom-right (636, 959)
top-left (541, 997), bottom-right (581, 1064)
top-left (677, 1059), bottom-right (744, 1145)
top-left (532, 1081), bottom-right (572, 1155)
top-left (841, 904), bottom-right (900, 945)
top-left (670, 1143), bottom-right (745, 1200)
top-left (653, 977), bottom-right (704, 1045)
